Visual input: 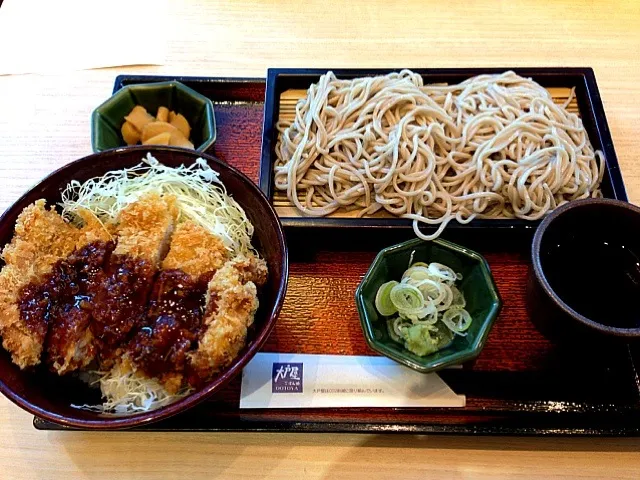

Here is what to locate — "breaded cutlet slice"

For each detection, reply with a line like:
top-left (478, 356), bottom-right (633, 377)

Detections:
top-left (126, 221), bottom-right (230, 392)
top-left (0, 200), bottom-right (80, 368)
top-left (74, 208), bottom-right (114, 248)
top-left (188, 254), bottom-right (268, 381)
top-left (222, 253), bottom-right (268, 293)
top-left (2, 200), bottom-right (79, 278)
top-left (91, 194), bottom-right (178, 353)
top-left (45, 241), bottom-right (115, 375)
top-left (112, 193), bottom-right (178, 266)
top-left (45, 209), bottom-right (115, 375)
top-left (161, 221), bottom-right (230, 278)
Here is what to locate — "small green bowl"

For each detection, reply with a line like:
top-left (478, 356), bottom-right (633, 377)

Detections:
top-left (91, 81), bottom-right (216, 153)
top-left (355, 237), bottom-right (502, 373)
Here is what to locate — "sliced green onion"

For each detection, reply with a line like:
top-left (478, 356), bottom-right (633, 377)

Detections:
top-left (387, 318), bottom-right (404, 343)
top-left (375, 280), bottom-right (399, 316)
top-left (451, 286), bottom-right (466, 308)
top-left (390, 317), bottom-right (412, 343)
top-left (428, 262), bottom-right (458, 284)
top-left (402, 266), bottom-right (431, 282)
top-left (436, 284), bottom-right (454, 312)
top-left (390, 283), bottom-right (425, 314)
top-left (375, 260), bottom-right (469, 356)
top-left (442, 307), bottom-right (472, 334)
top-left (411, 261), bottom-right (429, 268)
top-left (399, 302), bottom-right (437, 322)
top-left (414, 308), bottom-right (439, 325)
top-left (411, 278), bottom-right (443, 303)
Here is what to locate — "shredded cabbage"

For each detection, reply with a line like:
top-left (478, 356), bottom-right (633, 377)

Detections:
top-left (72, 364), bottom-right (191, 414)
top-left (60, 153), bottom-right (254, 256)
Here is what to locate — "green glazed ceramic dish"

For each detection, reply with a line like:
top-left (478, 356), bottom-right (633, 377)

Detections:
top-left (355, 237), bottom-right (502, 373)
top-left (91, 81), bottom-right (216, 153)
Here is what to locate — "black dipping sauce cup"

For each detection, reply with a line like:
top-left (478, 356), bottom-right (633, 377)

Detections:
top-left (528, 198), bottom-right (640, 346)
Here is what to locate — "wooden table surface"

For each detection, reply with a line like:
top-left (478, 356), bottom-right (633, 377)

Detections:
top-left (1, 0), bottom-right (640, 478)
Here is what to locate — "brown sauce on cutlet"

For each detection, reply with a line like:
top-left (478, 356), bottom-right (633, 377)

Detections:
top-left (18, 241), bottom-right (114, 370)
top-left (19, 283), bottom-right (50, 342)
top-left (44, 242), bottom-right (113, 368)
top-left (90, 254), bottom-right (157, 358)
top-left (17, 241), bottom-right (219, 387)
top-left (126, 270), bottom-right (213, 381)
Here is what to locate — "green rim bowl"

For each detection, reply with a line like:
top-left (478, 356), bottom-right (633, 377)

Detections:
top-left (355, 237), bottom-right (502, 373)
top-left (91, 81), bottom-right (216, 153)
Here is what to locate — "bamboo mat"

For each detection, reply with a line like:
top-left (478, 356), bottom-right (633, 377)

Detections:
top-left (274, 85), bottom-right (579, 218)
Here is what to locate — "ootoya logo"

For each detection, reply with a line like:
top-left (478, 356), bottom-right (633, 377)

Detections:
top-left (272, 363), bottom-right (303, 393)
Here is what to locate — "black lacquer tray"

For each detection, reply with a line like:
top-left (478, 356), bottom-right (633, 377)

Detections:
top-left (260, 68), bottom-right (627, 238)
top-left (33, 72), bottom-right (640, 435)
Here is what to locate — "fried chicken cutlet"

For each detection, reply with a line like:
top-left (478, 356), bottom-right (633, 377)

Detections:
top-left (161, 221), bottom-right (229, 277)
top-left (90, 193), bottom-right (177, 358)
top-left (125, 221), bottom-right (231, 393)
top-left (188, 253), bottom-right (268, 382)
top-left (113, 192), bottom-right (178, 265)
top-left (43, 210), bottom-right (113, 375)
top-left (0, 202), bottom-right (110, 369)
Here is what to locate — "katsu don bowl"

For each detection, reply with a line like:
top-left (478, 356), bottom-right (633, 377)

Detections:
top-left (0, 146), bottom-right (288, 429)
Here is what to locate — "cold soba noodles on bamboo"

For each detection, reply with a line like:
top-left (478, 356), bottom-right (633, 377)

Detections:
top-left (274, 71), bottom-right (604, 239)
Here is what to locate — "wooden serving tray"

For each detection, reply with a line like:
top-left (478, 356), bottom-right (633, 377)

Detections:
top-left (34, 74), bottom-right (640, 435)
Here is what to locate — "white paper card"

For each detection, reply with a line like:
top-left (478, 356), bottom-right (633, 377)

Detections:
top-left (0, 0), bottom-right (167, 75)
top-left (240, 353), bottom-right (465, 409)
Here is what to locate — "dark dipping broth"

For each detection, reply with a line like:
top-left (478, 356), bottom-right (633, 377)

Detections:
top-left (540, 207), bottom-right (640, 329)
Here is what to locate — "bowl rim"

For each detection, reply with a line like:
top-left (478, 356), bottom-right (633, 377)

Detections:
top-left (90, 80), bottom-right (217, 153)
top-left (355, 237), bottom-right (502, 373)
top-left (0, 145), bottom-right (288, 429)
top-left (531, 197), bottom-right (640, 337)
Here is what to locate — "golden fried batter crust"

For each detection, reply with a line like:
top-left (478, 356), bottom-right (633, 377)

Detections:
top-left (224, 253), bottom-right (268, 293)
top-left (90, 194), bottom-right (178, 369)
top-left (0, 203), bottom-right (119, 370)
top-left (47, 318), bottom-right (97, 375)
top-left (162, 221), bottom-right (230, 278)
top-left (188, 254), bottom-right (268, 380)
top-left (0, 200), bottom-right (80, 368)
top-left (74, 209), bottom-right (114, 248)
top-left (122, 221), bottom-right (230, 393)
top-left (2, 200), bottom-right (79, 277)
top-left (112, 193), bottom-right (178, 266)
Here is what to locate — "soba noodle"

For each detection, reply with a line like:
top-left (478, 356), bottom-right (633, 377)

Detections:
top-left (274, 70), bottom-right (604, 239)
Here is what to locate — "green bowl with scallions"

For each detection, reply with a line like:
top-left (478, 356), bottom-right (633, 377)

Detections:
top-left (355, 237), bottom-right (501, 373)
